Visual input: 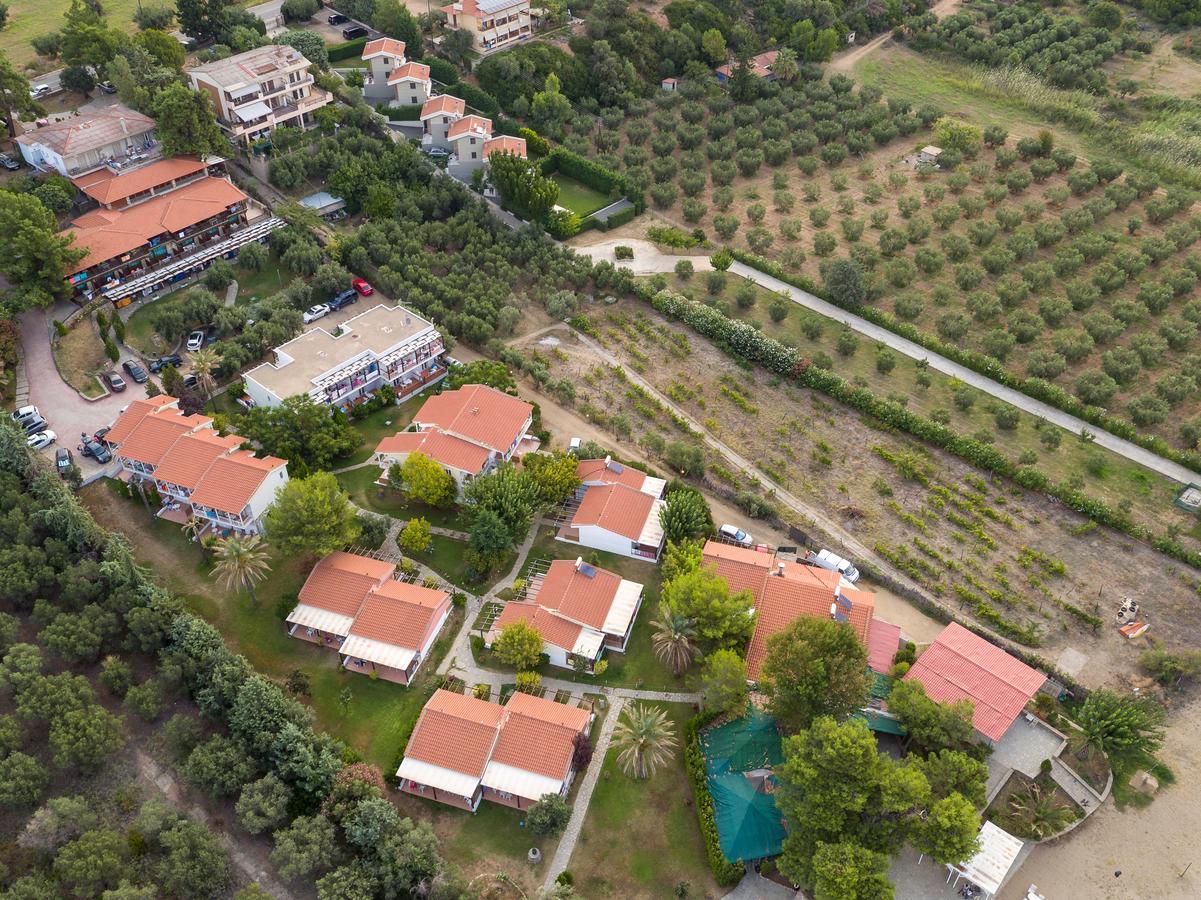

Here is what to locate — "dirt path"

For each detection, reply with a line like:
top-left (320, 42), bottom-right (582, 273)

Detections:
top-left (830, 0), bottom-right (962, 74)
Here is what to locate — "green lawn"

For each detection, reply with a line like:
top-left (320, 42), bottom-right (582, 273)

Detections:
top-left (550, 172), bottom-right (614, 218)
top-left (79, 480), bottom-right (456, 773)
top-left (3, 0), bottom-right (141, 70)
top-left (571, 702), bottom-right (717, 899)
top-left (235, 251), bottom-right (295, 304)
top-left (335, 465), bottom-right (471, 530)
top-left (332, 398), bottom-right (428, 467)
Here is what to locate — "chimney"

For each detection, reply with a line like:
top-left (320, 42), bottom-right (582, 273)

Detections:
top-left (776, 562), bottom-right (785, 577)
top-left (829, 602), bottom-right (838, 619)
top-left (471, 407), bottom-right (479, 415)
top-left (575, 556), bottom-right (583, 571)
top-left (604, 455), bottom-right (611, 468)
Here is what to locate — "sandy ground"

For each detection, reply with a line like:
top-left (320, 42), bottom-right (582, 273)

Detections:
top-left (1000, 696), bottom-right (1201, 900)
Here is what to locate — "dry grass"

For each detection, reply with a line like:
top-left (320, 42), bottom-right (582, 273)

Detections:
top-left (53, 319), bottom-right (108, 398)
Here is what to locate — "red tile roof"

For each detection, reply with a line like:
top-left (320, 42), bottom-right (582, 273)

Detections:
top-left (903, 623), bottom-right (1046, 742)
top-left (484, 135), bottom-right (527, 160)
top-left (296, 551), bottom-right (394, 618)
top-left (188, 450), bottom-right (286, 517)
top-left (413, 384), bottom-right (531, 455)
top-left (114, 408), bottom-right (213, 468)
top-left (405, 689), bottom-right (504, 777)
top-left (362, 37), bottom-right (406, 60)
top-left (493, 602), bottom-right (583, 652)
top-left (72, 157), bottom-right (210, 206)
top-left (420, 95), bottom-right (465, 119)
top-left (571, 483), bottom-right (656, 541)
top-left (492, 692), bottom-right (589, 780)
top-left (866, 618), bottom-right (902, 676)
top-left (151, 430), bottom-right (244, 490)
top-left (349, 580), bottom-right (450, 651)
top-left (576, 458), bottom-right (647, 492)
top-left (715, 49), bottom-right (779, 79)
top-left (447, 115), bottom-right (492, 141)
top-left (103, 396), bottom-right (179, 446)
top-left (63, 177), bottom-right (247, 273)
top-left (375, 429), bottom-right (492, 476)
top-left (701, 540), bottom-right (774, 594)
top-left (387, 62), bottom-right (431, 84)
top-left (530, 558), bottom-right (623, 632)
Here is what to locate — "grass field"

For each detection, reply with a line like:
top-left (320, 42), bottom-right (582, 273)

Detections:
top-left (570, 702), bottom-right (716, 898)
top-left (335, 465), bottom-right (472, 530)
top-left (2, 0), bottom-right (143, 71)
top-left (54, 317), bottom-right (109, 398)
top-left (550, 172), bottom-right (613, 217)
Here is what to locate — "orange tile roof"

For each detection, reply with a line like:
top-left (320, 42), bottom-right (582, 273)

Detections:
top-left (570, 483), bottom-right (655, 541)
top-left (745, 570), bottom-right (872, 680)
top-left (388, 62), bottom-right (430, 84)
top-left (903, 623), bottom-right (1046, 742)
top-left (405, 689), bottom-right (504, 777)
top-left (420, 95), bottom-right (465, 119)
top-left (494, 602), bottom-right (583, 651)
top-left (447, 115), bottom-right (492, 141)
top-left (115, 408), bottom-right (213, 468)
top-left (349, 580), bottom-right (450, 650)
top-left (483, 135), bottom-right (527, 159)
top-left (151, 430), bottom-right (243, 490)
top-left (702, 540), bottom-right (774, 595)
top-left (296, 551), bottom-right (394, 618)
top-left (62, 177), bottom-right (248, 274)
top-left (362, 37), bottom-right (406, 60)
top-left (413, 384), bottom-right (532, 455)
top-left (531, 558), bottom-right (623, 632)
top-left (72, 157), bottom-right (210, 206)
top-left (188, 450), bottom-right (286, 517)
top-left (715, 49), bottom-right (778, 79)
top-left (867, 618), bottom-right (902, 675)
top-left (103, 396), bottom-right (179, 446)
top-left (376, 429), bottom-right (492, 475)
top-left (576, 458), bottom-right (647, 491)
top-left (492, 691), bottom-right (589, 780)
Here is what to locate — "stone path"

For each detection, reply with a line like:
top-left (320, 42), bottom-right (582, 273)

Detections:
top-left (727, 261), bottom-right (1201, 484)
top-left (719, 867), bottom-right (799, 900)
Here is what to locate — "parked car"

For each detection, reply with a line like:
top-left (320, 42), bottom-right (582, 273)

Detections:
top-left (328, 12), bottom-right (349, 24)
top-left (80, 438), bottom-right (112, 463)
top-left (22, 416), bottom-right (49, 435)
top-left (98, 81), bottom-right (117, 94)
top-left (92, 426), bottom-right (111, 444)
top-left (0, 153), bottom-right (19, 170)
top-left (26, 431), bottom-right (56, 450)
top-left (11, 405), bottom-right (39, 424)
top-left (55, 447), bottom-right (73, 476)
top-left (328, 288), bottom-right (357, 311)
top-left (149, 353), bottom-right (183, 373)
top-left (421, 146), bottom-right (450, 158)
top-left (718, 524), bottom-right (754, 547)
top-left (351, 277), bottom-right (374, 296)
top-left (122, 360), bottom-right (149, 383)
top-left (182, 373), bottom-right (199, 390)
top-left (186, 330), bottom-right (205, 351)
top-left (805, 549), bottom-right (860, 584)
top-left (104, 372), bottom-right (127, 392)
top-left (303, 304), bottom-right (331, 324)
top-left (29, 84), bottom-right (52, 99)
top-left (342, 24), bottom-right (368, 39)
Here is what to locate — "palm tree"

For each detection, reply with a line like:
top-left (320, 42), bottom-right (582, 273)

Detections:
top-left (650, 608), bottom-right (700, 677)
top-left (212, 533), bottom-right (272, 605)
top-left (612, 703), bottom-right (678, 780)
top-left (1007, 783), bottom-right (1077, 839)
top-left (182, 516), bottom-right (203, 542)
top-left (189, 347), bottom-right (220, 400)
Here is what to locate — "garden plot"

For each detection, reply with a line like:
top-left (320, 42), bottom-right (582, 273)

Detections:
top-left (516, 303), bottom-right (1201, 684)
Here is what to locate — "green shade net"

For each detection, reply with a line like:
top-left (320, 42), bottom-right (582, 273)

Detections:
top-left (700, 709), bottom-right (788, 862)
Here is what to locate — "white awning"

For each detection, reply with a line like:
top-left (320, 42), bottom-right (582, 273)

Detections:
top-left (339, 634), bottom-right (416, 672)
top-left (236, 101), bottom-right (272, 122)
top-left (572, 628), bottom-right (605, 660)
top-left (602, 579), bottom-right (643, 637)
top-left (949, 821), bottom-right (1024, 898)
top-left (229, 83), bottom-right (259, 99)
top-left (641, 475), bottom-right (667, 497)
top-left (637, 499), bottom-right (666, 549)
top-left (286, 603), bottom-right (354, 637)
top-left (481, 761), bottom-right (564, 802)
top-left (396, 757), bottom-right (480, 798)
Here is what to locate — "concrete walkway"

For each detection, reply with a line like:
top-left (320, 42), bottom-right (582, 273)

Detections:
top-left (729, 261), bottom-right (1201, 484)
top-left (720, 867), bottom-right (799, 900)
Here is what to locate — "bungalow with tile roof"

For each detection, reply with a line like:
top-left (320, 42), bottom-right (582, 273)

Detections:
top-left (714, 50), bottom-right (780, 85)
top-left (701, 540), bottom-right (898, 681)
top-left (104, 401), bottom-right (288, 535)
top-left (576, 457), bottom-right (666, 498)
top-left (373, 383), bottom-right (536, 491)
top-left (286, 550), bottom-right (452, 684)
top-left (396, 688), bottom-right (591, 811)
top-left (420, 95), bottom-right (467, 149)
top-left (485, 557), bottom-right (644, 670)
top-left (557, 482), bottom-right (666, 561)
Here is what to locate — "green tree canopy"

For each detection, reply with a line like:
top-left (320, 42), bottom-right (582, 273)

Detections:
top-left (237, 395), bottom-right (360, 477)
top-left (527, 792), bottom-right (571, 836)
top-left (760, 617), bottom-right (870, 732)
top-left (1073, 689), bottom-right (1166, 758)
top-left (660, 567), bottom-right (754, 652)
top-left (393, 451), bottom-right (456, 507)
top-left (492, 620), bottom-right (543, 671)
top-left (811, 841), bottom-right (893, 900)
top-left (489, 151), bottom-right (559, 222)
top-left (885, 679), bottom-right (977, 757)
top-left (701, 648), bottom-right (748, 716)
top-left (266, 473), bottom-right (362, 559)
top-left (153, 82), bottom-right (228, 158)
top-left (0, 191), bottom-right (86, 304)
top-left (658, 487), bottom-right (712, 543)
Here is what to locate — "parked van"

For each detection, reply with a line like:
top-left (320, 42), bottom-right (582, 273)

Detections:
top-left (806, 549), bottom-right (860, 584)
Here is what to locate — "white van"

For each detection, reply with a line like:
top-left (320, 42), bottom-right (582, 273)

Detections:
top-left (807, 549), bottom-right (860, 584)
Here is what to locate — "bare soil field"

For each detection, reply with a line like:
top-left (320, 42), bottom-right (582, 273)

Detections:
top-left (514, 300), bottom-right (1201, 688)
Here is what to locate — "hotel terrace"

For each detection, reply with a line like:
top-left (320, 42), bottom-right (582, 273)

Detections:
top-left (243, 304), bottom-right (447, 410)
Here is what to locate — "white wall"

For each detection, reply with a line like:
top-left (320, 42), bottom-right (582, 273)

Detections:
top-left (243, 375), bottom-right (280, 410)
top-left (568, 525), bottom-right (637, 559)
top-left (243, 464), bottom-right (290, 529)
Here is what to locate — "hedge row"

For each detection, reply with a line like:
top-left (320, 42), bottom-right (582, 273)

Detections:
top-left (728, 249), bottom-right (1201, 476)
top-left (541, 146), bottom-right (645, 213)
top-left (378, 104), bottom-right (421, 121)
top-left (639, 283), bottom-right (1201, 572)
top-left (684, 712), bottom-right (744, 887)
top-left (445, 82), bottom-right (500, 117)
top-left (328, 37), bottom-right (369, 62)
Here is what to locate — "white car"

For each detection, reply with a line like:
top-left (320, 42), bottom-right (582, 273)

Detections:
top-left (186, 330), bottom-right (206, 351)
top-left (809, 549), bottom-right (860, 584)
top-left (11, 405), bottom-right (39, 424)
top-left (29, 84), bottom-right (53, 100)
top-left (303, 304), bottom-right (331, 324)
top-left (719, 523), bottom-right (754, 547)
top-left (26, 430), bottom-right (57, 450)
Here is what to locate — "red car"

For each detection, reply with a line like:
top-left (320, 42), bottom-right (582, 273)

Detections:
top-left (352, 278), bottom-right (374, 296)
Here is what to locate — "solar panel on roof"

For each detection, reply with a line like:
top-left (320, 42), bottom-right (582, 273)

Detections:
top-left (833, 612), bottom-right (849, 624)
top-left (608, 461), bottom-right (625, 474)
top-left (578, 564), bottom-right (597, 578)
top-left (835, 594), bottom-right (853, 611)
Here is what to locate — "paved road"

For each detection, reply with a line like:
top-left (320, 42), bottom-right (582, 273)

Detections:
top-left (728, 262), bottom-right (1201, 485)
